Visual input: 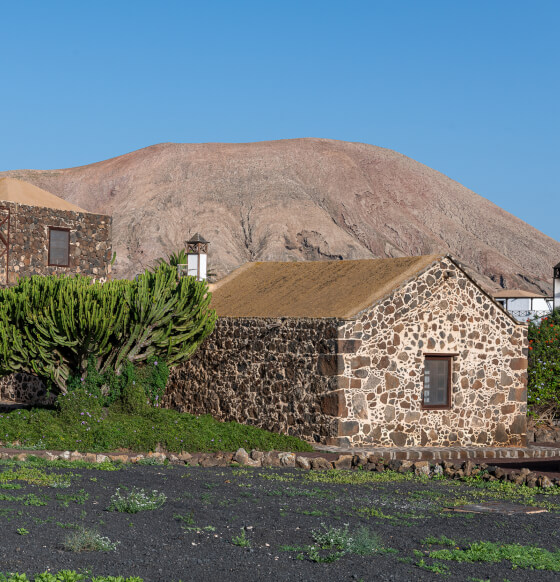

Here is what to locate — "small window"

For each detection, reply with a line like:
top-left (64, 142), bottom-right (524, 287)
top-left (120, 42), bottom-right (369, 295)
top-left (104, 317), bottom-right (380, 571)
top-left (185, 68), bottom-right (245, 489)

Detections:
top-left (423, 356), bottom-right (452, 409)
top-left (48, 228), bottom-right (70, 267)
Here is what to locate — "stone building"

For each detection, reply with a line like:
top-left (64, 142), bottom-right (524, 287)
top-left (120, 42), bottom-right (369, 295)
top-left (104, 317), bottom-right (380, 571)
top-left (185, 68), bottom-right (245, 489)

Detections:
top-left (0, 178), bottom-right (112, 285)
top-left (165, 254), bottom-right (528, 447)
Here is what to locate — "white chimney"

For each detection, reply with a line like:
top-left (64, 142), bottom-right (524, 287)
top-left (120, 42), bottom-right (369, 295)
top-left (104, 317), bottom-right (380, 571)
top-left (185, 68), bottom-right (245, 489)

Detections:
top-left (186, 233), bottom-right (209, 281)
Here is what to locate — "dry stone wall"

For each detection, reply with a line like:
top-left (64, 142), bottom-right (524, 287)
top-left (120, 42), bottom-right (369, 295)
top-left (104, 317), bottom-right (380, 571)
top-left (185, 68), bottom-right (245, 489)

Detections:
top-left (164, 317), bottom-right (342, 442)
top-left (0, 373), bottom-right (53, 405)
top-left (0, 202), bottom-right (112, 285)
top-left (335, 257), bottom-right (528, 448)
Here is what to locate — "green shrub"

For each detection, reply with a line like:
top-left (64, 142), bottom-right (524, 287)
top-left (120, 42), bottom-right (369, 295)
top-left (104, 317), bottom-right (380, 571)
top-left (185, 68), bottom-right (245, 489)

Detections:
top-left (528, 309), bottom-right (560, 416)
top-left (57, 390), bottom-right (103, 423)
top-left (0, 265), bottom-right (215, 393)
top-left (65, 356), bottom-right (168, 413)
top-left (134, 358), bottom-right (169, 407)
top-left (116, 378), bottom-right (150, 416)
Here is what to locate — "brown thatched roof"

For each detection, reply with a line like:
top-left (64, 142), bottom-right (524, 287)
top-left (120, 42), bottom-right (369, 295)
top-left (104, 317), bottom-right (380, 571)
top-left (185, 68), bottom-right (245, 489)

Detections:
top-left (210, 255), bottom-right (443, 318)
top-left (0, 178), bottom-right (89, 213)
top-left (493, 289), bottom-right (548, 299)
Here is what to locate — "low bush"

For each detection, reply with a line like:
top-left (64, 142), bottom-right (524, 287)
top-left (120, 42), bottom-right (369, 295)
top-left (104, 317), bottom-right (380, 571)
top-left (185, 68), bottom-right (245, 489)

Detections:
top-left (65, 356), bottom-right (169, 411)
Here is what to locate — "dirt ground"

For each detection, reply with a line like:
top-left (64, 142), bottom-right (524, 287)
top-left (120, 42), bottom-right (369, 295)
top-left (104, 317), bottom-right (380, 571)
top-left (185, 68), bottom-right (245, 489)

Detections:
top-left (1, 460), bottom-right (560, 581)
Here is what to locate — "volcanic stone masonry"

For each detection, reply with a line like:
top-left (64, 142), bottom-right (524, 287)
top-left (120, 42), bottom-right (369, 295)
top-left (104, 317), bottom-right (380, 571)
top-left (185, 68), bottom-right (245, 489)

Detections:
top-left (165, 257), bottom-right (528, 448)
top-left (334, 258), bottom-right (527, 447)
top-left (164, 317), bottom-right (342, 443)
top-left (0, 202), bottom-right (112, 285)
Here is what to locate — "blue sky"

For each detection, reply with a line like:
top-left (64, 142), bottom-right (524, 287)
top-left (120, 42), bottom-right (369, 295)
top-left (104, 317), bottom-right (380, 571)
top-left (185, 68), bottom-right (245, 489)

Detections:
top-left (1, 1), bottom-right (558, 240)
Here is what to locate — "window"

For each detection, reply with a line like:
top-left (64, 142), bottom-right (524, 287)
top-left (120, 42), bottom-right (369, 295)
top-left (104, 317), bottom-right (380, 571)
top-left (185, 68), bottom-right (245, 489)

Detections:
top-left (423, 355), bottom-right (452, 409)
top-left (48, 228), bottom-right (70, 267)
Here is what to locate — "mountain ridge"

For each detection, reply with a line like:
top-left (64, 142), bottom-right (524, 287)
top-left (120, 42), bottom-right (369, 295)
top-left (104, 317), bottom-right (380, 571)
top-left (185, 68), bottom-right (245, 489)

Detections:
top-left (1, 138), bottom-right (557, 294)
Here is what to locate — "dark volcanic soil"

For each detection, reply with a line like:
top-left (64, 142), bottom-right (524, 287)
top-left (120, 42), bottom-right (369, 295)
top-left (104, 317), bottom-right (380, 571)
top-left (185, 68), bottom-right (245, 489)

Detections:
top-left (1, 461), bottom-right (560, 581)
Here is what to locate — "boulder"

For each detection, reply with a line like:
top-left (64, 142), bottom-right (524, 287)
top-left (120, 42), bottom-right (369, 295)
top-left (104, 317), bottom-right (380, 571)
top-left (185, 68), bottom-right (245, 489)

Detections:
top-left (198, 454), bottom-right (220, 468)
top-left (262, 451), bottom-right (282, 467)
top-left (538, 475), bottom-right (554, 489)
top-left (177, 452), bottom-right (193, 463)
top-left (387, 459), bottom-right (402, 472)
top-left (352, 453), bottom-right (368, 467)
top-left (295, 456), bottom-right (311, 470)
top-left (333, 454), bottom-right (353, 470)
top-left (278, 452), bottom-right (296, 468)
top-left (413, 461), bottom-right (430, 477)
top-left (397, 460), bottom-right (413, 474)
top-left (233, 448), bottom-right (260, 467)
top-left (310, 457), bottom-right (332, 470)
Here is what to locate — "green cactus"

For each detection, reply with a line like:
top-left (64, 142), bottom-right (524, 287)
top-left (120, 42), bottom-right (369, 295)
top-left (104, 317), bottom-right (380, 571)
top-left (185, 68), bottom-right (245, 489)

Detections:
top-left (0, 264), bottom-right (216, 393)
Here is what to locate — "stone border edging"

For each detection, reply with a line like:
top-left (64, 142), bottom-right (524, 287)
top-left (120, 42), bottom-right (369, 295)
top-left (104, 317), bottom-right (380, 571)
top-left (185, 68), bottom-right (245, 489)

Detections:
top-left (0, 446), bottom-right (558, 489)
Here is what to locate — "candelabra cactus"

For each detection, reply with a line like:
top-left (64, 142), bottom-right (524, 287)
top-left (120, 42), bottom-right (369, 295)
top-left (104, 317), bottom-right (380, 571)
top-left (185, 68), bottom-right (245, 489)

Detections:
top-left (0, 264), bottom-right (216, 393)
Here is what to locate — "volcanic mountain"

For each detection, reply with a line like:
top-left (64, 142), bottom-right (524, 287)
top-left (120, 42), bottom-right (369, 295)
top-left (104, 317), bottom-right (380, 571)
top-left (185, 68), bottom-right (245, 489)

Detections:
top-left (1, 138), bottom-right (558, 293)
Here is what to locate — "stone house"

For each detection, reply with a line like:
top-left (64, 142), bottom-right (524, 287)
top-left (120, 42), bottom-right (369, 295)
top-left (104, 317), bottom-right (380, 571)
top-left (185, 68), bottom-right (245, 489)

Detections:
top-left (0, 178), bottom-right (112, 285)
top-left (165, 254), bottom-right (528, 447)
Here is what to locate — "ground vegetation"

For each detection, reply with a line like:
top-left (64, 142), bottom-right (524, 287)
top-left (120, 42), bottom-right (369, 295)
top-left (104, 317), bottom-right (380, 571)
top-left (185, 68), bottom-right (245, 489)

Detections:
top-left (0, 458), bottom-right (559, 580)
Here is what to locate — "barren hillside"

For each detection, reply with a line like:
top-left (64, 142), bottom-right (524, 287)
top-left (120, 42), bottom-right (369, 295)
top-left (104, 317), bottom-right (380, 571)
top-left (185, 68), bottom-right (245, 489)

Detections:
top-left (2, 138), bottom-right (558, 293)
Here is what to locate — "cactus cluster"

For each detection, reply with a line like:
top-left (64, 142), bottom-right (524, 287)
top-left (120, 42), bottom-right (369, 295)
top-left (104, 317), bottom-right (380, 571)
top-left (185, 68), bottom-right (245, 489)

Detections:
top-left (0, 264), bottom-right (216, 393)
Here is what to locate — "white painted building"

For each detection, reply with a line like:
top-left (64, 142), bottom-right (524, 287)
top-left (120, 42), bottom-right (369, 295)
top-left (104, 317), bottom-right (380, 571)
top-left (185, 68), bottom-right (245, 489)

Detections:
top-left (493, 289), bottom-right (552, 323)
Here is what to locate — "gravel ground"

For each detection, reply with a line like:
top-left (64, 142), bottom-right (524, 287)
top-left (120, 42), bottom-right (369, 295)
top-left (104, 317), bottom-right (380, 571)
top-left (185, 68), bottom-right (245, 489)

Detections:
top-left (1, 460), bottom-right (560, 581)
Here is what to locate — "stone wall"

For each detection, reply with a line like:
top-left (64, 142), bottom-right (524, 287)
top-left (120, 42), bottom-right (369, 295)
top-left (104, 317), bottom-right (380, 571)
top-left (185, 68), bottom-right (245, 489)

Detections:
top-left (0, 373), bottom-right (53, 406)
top-left (0, 202), bottom-right (112, 285)
top-left (164, 317), bottom-right (342, 442)
top-left (334, 257), bottom-right (528, 447)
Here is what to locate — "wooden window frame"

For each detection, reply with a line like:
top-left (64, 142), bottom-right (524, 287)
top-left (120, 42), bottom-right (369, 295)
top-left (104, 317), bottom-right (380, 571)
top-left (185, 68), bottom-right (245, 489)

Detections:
top-left (422, 354), bottom-right (454, 410)
top-left (48, 227), bottom-right (70, 268)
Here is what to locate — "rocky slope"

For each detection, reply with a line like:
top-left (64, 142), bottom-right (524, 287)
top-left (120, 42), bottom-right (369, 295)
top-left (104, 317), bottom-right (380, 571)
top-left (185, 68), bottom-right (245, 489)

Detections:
top-left (2, 138), bottom-right (558, 293)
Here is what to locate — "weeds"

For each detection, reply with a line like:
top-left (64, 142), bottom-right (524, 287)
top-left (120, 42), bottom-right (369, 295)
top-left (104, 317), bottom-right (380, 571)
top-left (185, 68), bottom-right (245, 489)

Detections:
top-left (295, 523), bottom-right (390, 563)
top-left (56, 490), bottom-right (89, 507)
top-left (107, 487), bottom-right (166, 513)
top-left (0, 574), bottom-right (143, 582)
top-left (416, 558), bottom-right (450, 574)
top-left (430, 541), bottom-right (560, 571)
top-left (174, 512), bottom-right (195, 525)
top-left (422, 534), bottom-right (458, 547)
top-left (63, 528), bottom-right (119, 552)
top-left (304, 470), bottom-right (413, 486)
top-left (232, 529), bottom-right (251, 548)
top-left (0, 467), bottom-right (73, 488)
top-left (0, 493), bottom-right (47, 507)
